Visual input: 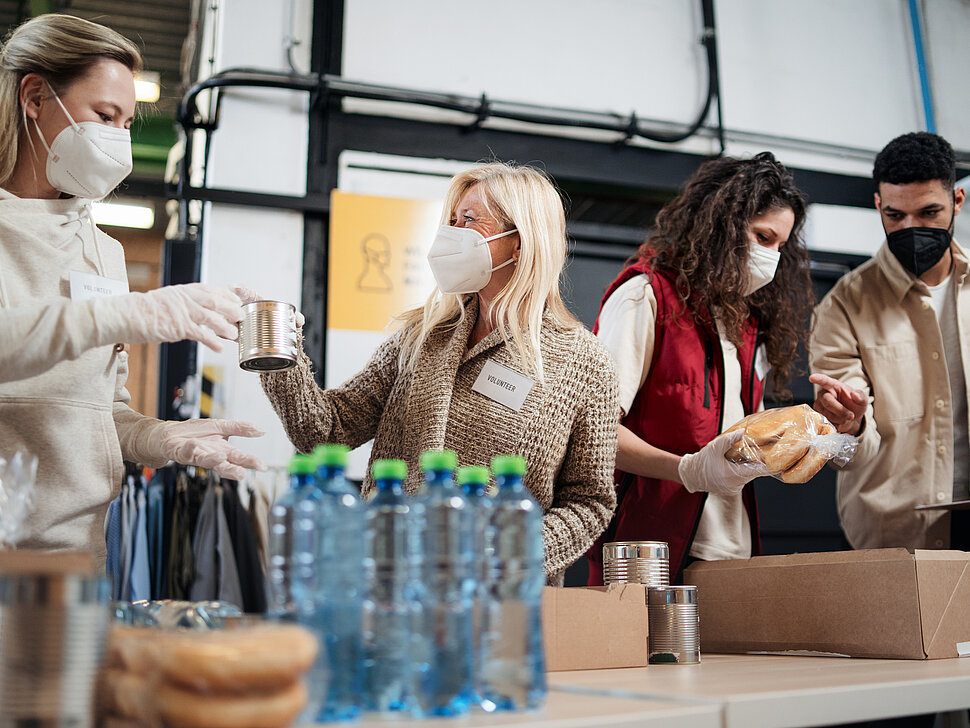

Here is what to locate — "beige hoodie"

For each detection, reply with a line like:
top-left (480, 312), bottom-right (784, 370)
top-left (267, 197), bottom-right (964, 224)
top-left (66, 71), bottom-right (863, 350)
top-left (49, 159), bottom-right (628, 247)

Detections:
top-left (0, 188), bottom-right (167, 562)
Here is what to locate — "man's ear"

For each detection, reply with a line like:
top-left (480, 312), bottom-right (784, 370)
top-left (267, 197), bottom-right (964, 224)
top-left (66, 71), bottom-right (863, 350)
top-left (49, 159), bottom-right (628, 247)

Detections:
top-left (953, 186), bottom-right (966, 217)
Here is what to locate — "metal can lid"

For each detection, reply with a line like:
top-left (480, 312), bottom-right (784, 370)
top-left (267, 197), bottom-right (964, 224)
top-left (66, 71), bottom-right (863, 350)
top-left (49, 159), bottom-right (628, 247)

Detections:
top-left (648, 585), bottom-right (698, 605)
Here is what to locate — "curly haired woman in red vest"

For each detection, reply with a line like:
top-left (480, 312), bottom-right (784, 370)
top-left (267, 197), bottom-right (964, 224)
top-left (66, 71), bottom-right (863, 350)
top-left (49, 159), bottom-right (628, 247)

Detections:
top-left (587, 152), bottom-right (814, 585)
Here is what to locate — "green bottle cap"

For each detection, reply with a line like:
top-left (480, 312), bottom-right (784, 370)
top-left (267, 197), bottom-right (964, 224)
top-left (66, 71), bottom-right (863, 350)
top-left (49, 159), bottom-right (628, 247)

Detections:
top-left (288, 453), bottom-right (317, 476)
top-left (491, 455), bottom-right (527, 477)
top-left (313, 443), bottom-right (349, 468)
top-left (456, 465), bottom-right (490, 486)
top-left (372, 459), bottom-right (407, 481)
top-left (419, 449), bottom-right (458, 472)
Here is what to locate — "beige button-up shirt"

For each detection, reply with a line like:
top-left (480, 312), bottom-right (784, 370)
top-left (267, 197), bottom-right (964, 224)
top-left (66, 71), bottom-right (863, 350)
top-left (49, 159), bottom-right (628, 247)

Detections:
top-left (810, 240), bottom-right (970, 551)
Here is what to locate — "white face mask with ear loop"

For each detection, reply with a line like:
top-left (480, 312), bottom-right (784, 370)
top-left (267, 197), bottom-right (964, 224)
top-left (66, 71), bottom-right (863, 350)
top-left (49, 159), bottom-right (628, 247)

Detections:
top-left (745, 242), bottom-right (781, 296)
top-left (30, 85), bottom-right (133, 200)
top-left (427, 225), bottom-right (518, 294)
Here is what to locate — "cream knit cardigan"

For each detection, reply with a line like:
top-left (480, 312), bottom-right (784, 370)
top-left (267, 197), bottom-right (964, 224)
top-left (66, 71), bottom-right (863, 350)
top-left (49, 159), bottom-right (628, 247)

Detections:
top-left (261, 298), bottom-right (620, 583)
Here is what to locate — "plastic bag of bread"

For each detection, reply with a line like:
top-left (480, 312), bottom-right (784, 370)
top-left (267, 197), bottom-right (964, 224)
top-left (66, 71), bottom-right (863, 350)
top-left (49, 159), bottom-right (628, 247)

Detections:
top-left (722, 404), bottom-right (858, 483)
top-left (98, 621), bottom-right (318, 728)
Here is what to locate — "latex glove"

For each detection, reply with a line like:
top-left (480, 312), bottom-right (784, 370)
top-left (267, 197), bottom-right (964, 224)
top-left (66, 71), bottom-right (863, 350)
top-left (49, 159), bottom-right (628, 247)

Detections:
top-left (677, 431), bottom-right (763, 496)
top-left (158, 418), bottom-right (266, 481)
top-left (230, 283), bottom-right (305, 328)
top-left (116, 284), bottom-right (244, 352)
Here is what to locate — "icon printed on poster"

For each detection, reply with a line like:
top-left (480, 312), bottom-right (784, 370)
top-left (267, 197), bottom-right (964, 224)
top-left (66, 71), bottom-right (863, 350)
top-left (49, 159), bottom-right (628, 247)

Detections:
top-left (357, 233), bottom-right (393, 292)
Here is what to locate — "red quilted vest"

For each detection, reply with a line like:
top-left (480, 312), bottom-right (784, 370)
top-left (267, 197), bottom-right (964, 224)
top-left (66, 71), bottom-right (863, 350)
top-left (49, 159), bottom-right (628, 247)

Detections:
top-left (587, 259), bottom-right (764, 584)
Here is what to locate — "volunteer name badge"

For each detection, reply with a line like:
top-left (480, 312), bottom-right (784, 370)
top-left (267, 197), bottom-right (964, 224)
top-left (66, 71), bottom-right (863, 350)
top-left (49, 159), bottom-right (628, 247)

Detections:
top-left (69, 270), bottom-right (129, 301)
top-left (472, 359), bottom-right (534, 412)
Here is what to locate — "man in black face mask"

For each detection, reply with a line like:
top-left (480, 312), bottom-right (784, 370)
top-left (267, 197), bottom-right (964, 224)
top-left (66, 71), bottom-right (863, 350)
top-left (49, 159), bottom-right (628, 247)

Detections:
top-left (810, 132), bottom-right (968, 554)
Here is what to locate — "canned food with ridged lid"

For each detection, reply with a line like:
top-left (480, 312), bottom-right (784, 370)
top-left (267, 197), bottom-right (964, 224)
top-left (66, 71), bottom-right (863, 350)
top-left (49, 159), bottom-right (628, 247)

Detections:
top-left (238, 300), bottom-right (299, 372)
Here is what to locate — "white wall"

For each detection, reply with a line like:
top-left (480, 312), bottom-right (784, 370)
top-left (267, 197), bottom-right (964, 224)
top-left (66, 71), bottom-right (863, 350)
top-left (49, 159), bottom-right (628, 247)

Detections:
top-left (341, 0), bottom-right (968, 176)
top-left (924, 0), bottom-right (970, 143)
top-left (193, 0), bottom-right (314, 472)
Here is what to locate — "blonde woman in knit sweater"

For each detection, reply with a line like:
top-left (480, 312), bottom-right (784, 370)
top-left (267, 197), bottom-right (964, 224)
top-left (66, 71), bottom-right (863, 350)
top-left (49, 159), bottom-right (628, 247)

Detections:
top-left (0, 15), bottom-right (263, 560)
top-left (261, 162), bottom-right (620, 584)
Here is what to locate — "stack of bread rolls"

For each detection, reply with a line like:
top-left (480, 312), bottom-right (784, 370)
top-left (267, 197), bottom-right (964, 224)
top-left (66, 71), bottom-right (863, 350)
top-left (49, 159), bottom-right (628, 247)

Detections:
top-left (99, 622), bottom-right (317, 728)
top-left (723, 404), bottom-right (837, 483)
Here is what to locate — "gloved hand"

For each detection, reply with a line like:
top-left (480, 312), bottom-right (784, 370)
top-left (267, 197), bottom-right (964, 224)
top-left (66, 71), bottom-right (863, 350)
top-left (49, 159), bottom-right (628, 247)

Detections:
top-left (231, 283), bottom-right (305, 328)
top-left (677, 431), bottom-right (763, 496)
top-left (112, 284), bottom-right (244, 352)
top-left (157, 418), bottom-right (265, 481)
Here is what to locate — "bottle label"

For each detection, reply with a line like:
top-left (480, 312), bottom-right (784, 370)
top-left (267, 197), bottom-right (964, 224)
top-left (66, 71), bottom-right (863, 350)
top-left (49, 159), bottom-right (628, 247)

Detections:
top-left (471, 359), bottom-right (534, 412)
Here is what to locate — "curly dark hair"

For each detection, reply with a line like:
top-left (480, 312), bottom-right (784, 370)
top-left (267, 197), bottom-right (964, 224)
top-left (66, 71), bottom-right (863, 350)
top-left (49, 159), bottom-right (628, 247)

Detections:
top-left (873, 132), bottom-right (955, 189)
top-left (637, 152), bottom-right (813, 394)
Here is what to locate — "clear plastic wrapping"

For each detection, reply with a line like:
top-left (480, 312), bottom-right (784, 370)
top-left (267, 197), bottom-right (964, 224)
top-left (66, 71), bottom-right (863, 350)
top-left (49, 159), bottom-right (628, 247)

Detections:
top-left (722, 404), bottom-right (858, 483)
top-left (0, 449), bottom-right (38, 547)
top-left (98, 621), bottom-right (318, 728)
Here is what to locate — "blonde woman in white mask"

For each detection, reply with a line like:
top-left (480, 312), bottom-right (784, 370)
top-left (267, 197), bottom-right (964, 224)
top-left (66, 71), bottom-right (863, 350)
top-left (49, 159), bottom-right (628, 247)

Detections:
top-left (0, 14), bottom-right (263, 562)
top-left (587, 152), bottom-right (814, 585)
top-left (262, 161), bottom-right (620, 585)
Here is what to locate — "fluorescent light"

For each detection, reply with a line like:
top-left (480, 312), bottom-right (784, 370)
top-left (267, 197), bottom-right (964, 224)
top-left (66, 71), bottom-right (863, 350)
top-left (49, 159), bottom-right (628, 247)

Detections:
top-left (135, 71), bottom-right (160, 103)
top-left (92, 201), bottom-right (155, 229)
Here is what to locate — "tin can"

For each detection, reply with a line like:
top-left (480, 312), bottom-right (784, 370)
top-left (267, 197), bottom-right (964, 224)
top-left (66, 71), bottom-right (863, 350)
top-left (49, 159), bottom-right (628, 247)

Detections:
top-left (238, 300), bottom-right (299, 372)
top-left (648, 585), bottom-right (700, 664)
top-left (0, 564), bottom-right (108, 727)
top-left (603, 541), bottom-right (669, 587)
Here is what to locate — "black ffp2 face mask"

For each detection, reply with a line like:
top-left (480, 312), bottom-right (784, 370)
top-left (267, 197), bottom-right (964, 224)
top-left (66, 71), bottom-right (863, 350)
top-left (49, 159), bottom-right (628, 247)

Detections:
top-left (885, 205), bottom-right (955, 277)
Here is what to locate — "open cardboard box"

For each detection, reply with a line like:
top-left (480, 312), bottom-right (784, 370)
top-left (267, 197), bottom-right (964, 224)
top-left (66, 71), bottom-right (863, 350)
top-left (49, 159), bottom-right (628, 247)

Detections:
top-left (541, 584), bottom-right (649, 671)
top-left (685, 548), bottom-right (970, 659)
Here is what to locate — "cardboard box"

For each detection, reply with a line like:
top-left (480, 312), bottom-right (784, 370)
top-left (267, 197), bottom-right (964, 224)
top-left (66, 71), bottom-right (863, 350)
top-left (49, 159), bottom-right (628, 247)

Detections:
top-left (685, 548), bottom-right (970, 659)
top-left (541, 584), bottom-right (649, 671)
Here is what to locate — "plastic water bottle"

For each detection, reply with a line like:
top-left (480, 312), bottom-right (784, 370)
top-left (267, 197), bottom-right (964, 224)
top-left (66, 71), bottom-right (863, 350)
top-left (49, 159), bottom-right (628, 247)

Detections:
top-left (481, 455), bottom-right (547, 711)
top-left (418, 449), bottom-right (475, 715)
top-left (457, 465), bottom-right (494, 705)
top-left (267, 453), bottom-right (326, 723)
top-left (311, 443), bottom-right (366, 722)
top-left (362, 459), bottom-right (429, 716)
top-left (267, 453), bottom-right (319, 617)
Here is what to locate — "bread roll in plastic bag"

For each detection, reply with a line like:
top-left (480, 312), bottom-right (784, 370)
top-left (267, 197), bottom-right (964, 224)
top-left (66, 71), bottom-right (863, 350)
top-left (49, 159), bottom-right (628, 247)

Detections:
top-left (99, 622), bottom-right (318, 728)
top-left (722, 404), bottom-right (857, 483)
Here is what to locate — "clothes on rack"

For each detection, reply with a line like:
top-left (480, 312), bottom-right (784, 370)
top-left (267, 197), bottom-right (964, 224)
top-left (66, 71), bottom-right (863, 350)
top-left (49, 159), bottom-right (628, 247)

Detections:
top-left (104, 464), bottom-right (267, 612)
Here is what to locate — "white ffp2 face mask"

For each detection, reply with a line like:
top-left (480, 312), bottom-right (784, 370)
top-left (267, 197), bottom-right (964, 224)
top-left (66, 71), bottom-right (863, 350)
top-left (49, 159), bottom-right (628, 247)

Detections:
top-left (427, 225), bottom-right (517, 294)
top-left (745, 243), bottom-right (780, 296)
top-left (33, 89), bottom-right (133, 200)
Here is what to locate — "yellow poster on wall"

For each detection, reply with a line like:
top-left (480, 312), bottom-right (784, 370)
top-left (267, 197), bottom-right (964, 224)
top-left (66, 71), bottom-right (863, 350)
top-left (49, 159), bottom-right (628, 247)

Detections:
top-left (328, 190), bottom-right (443, 332)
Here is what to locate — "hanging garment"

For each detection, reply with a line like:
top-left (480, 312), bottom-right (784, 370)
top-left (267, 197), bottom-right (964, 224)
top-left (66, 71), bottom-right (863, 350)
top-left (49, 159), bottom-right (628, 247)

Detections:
top-left (104, 495), bottom-right (122, 601)
top-left (129, 479), bottom-right (151, 601)
top-left (247, 484), bottom-right (270, 577)
top-left (146, 475), bottom-right (165, 599)
top-left (189, 485), bottom-right (220, 602)
top-left (167, 472), bottom-right (195, 600)
top-left (223, 483), bottom-right (267, 613)
top-left (214, 485), bottom-right (244, 609)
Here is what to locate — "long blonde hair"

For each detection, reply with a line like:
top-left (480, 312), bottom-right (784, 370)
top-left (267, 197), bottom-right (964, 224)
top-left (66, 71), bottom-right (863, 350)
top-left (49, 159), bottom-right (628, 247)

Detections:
top-left (0, 14), bottom-right (142, 186)
top-left (397, 162), bottom-right (579, 381)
